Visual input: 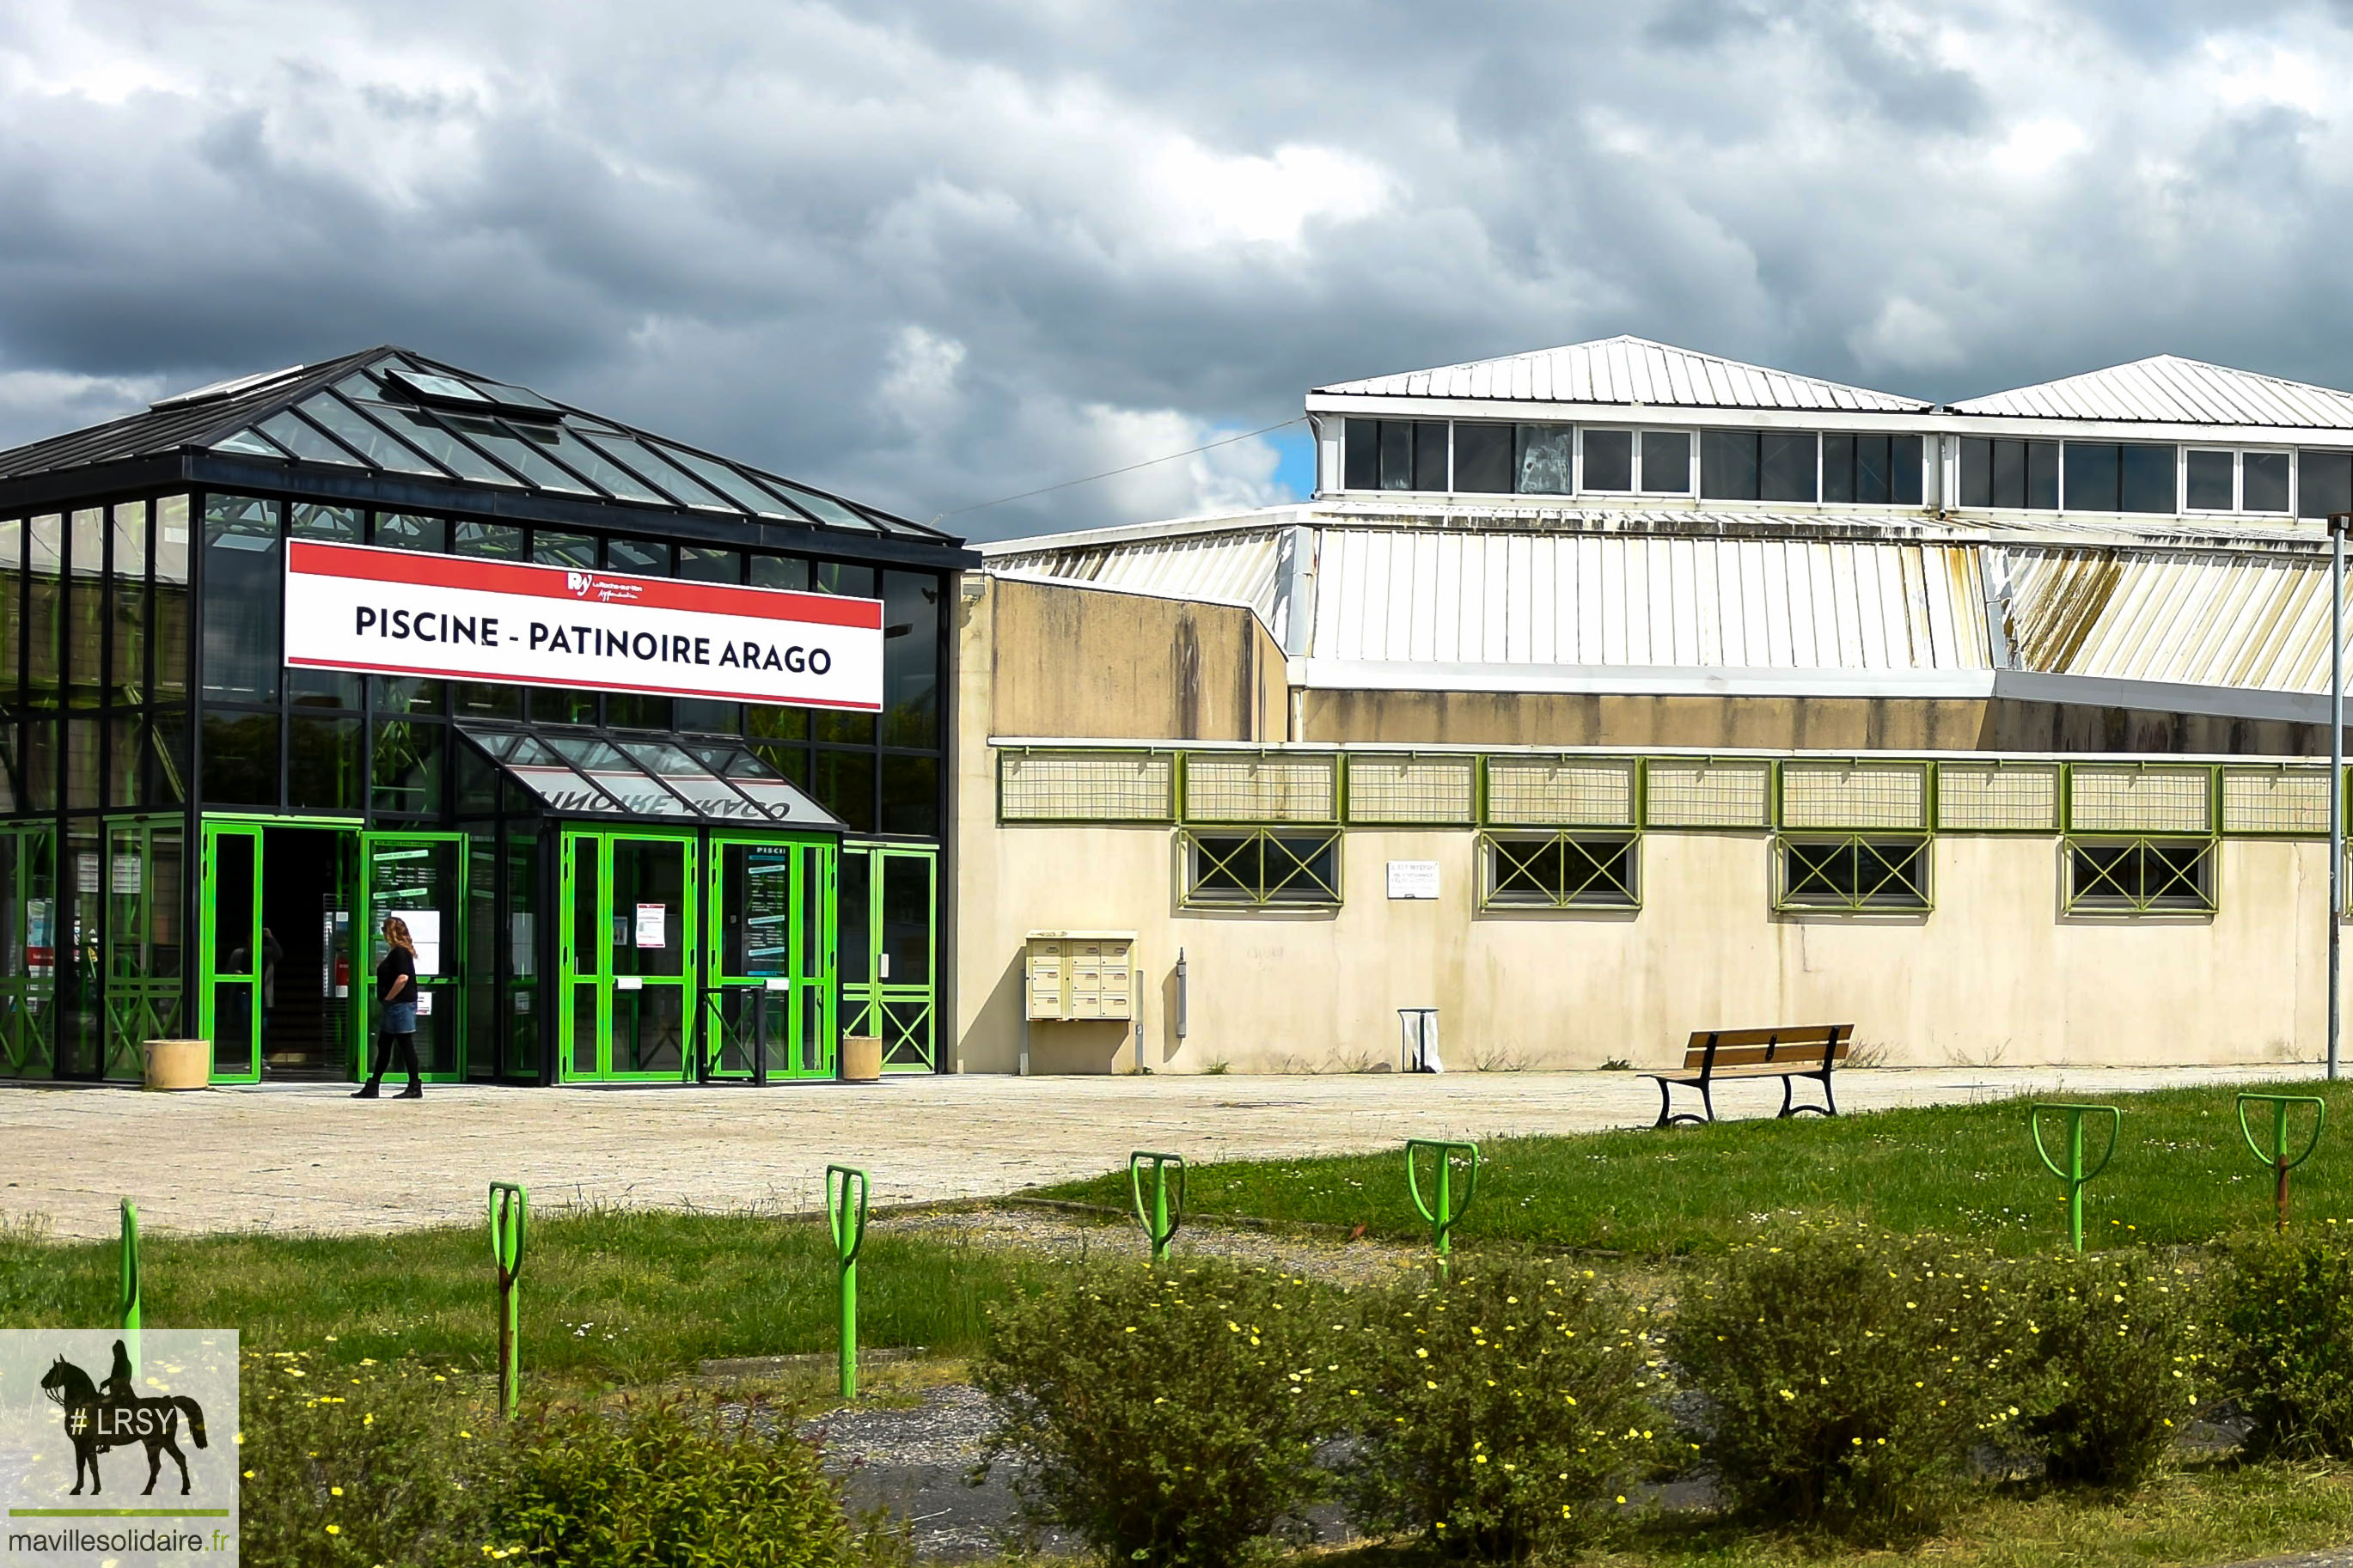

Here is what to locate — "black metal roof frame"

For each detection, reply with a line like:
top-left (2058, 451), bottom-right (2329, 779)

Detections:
top-left (0, 346), bottom-right (977, 570)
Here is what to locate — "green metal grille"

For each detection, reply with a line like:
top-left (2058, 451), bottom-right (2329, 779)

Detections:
top-left (1775, 835), bottom-right (1931, 912)
top-left (1481, 833), bottom-right (1639, 909)
top-left (1935, 761), bottom-right (2061, 832)
top-left (1182, 753), bottom-right (1339, 824)
top-left (1182, 829), bottom-right (1342, 906)
top-left (1345, 754), bottom-right (1476, 825)
top-left (1646, 759), bottom-right (1772, 828)
top-left (1779, 761), bottom-right (1928, 831)
top-left (999, 749), bottom-right (1175, 822)
top-left (2221, 766), bottom-right (2331, 836)
top-left (2068, 765), bottom-right (2213, 834)
top-left (2064, 838), bottom-right (2217, 914)
top-left (1482, 757), bottom-right (1637, 827)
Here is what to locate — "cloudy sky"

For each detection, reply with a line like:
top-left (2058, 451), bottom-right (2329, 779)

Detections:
top-left (2, 0), bottom-right (2350, 540)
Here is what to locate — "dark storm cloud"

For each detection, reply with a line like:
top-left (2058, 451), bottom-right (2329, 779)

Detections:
top-left (0, 1), bottom-right (2350, 540)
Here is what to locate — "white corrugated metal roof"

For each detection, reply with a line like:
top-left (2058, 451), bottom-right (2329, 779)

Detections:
top-left (2000, 546), bottom-right (2344, 691)
top-left (1952, 355), bottom-right (2353, 428)
top-left (1309, 528), bottom-right (1989, 669)
top-left (1313, 335), bottom-right (1929, 413)
top-left (988, 528), bottom-right (1286, 625)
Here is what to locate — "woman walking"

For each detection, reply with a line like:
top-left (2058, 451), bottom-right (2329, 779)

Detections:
top-left (352, 915), bottom-right (423, 1099)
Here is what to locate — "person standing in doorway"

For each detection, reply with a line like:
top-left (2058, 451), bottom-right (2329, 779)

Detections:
top-left (352, 915), bottom-right (422, 1100)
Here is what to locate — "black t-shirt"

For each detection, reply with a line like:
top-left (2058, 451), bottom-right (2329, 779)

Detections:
top-left (377, 946), bottom-right (417, 1004)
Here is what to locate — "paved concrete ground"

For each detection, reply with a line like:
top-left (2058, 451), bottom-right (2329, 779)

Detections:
top-left (0, 1063), bottom-right (2319, 1241)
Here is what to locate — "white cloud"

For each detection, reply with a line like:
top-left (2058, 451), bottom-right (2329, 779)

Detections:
top-left (1848, 296), bottom-right (1965, 375)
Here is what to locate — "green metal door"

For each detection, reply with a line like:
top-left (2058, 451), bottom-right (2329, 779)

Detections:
top-left (840, 843), bottom-right (939, 1073)
top-left (101, 817), bottom-right (186, 1081)
top-left (198, 822), bottom-right (263, 1084)
top-left (358, 832), bottom-right (469, 1083)
top-left (0, 824), bottom-right (58, 1079)
top-left (558, 828), bottom-right (699, 1083)
top-left (703, 835), bottom-right (836, 1081)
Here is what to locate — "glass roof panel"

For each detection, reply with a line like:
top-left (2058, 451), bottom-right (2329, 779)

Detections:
top-left (578, 431), bottom-right (735, 511)
top-left (614, 740), bottom-right (776, 822)
top-left (542, 736), bottom-right (697, 816)
top-left (687, 745), bottom-right (845, 827)
top-left (490, 733), bottom-right (625, 815)
top-left (297, 393), bottom-right (447, 476)
top-left (466, 376), bottom-right (562, 413)
top-left (760, 479), bottom-right (880, 532)
top-left (211, 428), bottom-right (285, 458)
top-left (257, 412), bottom-right (364, 466)
top-left (369, 406), bottom-right (521, 485)
top-left (388, 369), bottom-right (493, 406)
top-left (434, 412), bottom-right (596, 494)
top-left (518, 424), bottom-right (670, 503)
top-left (652, 445), bottom-right (802, 520)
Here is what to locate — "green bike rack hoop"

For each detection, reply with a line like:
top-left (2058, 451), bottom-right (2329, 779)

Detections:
top-left (2029, 1102), bottom-right (2120, 1254)
top-left (828, 1165), bottom-right (871, 1400)
top-left (119, 1199), bottom-right (141, 1379)
top-left (2237, 1093), bottom-right (2326, 1233)
top-left (489, 1181), bottom-right (529, 1419)
top-left (1128, 1151), bottom-right (1186, 1266)
top-left (1405, 1138), bottom-right (1481, 1270)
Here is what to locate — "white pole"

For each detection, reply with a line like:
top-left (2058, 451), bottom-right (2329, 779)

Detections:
top-left (2332, 513), bottom-right (2344, 1081)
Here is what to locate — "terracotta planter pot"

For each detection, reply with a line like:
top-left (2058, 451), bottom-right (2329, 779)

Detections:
top-left (143, 1039), bottom-right (211, 1091)
top-left (839, 1034), bottom-right (883, 1083)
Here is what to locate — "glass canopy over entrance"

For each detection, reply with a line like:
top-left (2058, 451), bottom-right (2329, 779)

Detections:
top-left (457, 728), bottom-right (843, 828)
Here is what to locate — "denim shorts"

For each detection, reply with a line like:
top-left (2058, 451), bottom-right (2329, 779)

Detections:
top-left (382, 1000), bottom-right (417, 1034)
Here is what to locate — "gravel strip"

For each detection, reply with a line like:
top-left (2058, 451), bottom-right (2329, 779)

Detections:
top-left (890, 1204), bottom-right (1433, 1287)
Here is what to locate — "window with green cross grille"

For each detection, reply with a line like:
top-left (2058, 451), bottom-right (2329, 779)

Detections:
top-left (1182, 830), bottom-right (1342, 907)
top-left (1775, 835), bottom-right (1930, 911)
top-left (2065, 838), bottom-right (2216, 913)
top-left (1481, 833), bottom-right (1638, 909)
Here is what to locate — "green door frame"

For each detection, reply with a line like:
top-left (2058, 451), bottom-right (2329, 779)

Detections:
top-left (197, 819), bottom-right (266, 1085)
top-left (358, 829), bottom-right (471, 1084)
top-left (101, 815), bottom-right (189, 1082)
top-left (701, 833), bottom-right (838, 1082)
top-left (557, 826), bottom-right (701, 1083)
top-left (840, 841), bottom-right (940, 1074)
top-left (0, 822), bottom-right (58, 1080)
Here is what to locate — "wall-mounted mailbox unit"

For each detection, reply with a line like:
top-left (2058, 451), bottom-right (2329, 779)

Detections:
top-left (1025, 930), bottom-right (1138, 1022)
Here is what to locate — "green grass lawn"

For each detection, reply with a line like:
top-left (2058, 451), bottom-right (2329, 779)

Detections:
top-left (1035, 1077), bottom-right (2353, 1256)
top-left (0, 1206), bottom-right (1056, 1385)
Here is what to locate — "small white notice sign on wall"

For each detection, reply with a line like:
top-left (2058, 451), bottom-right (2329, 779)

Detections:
top-left (1386, 860), bottom-right (1441, 900)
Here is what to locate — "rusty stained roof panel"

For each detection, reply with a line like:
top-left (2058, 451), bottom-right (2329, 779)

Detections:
top-left (2000, 546), bottom-right (2342, 691)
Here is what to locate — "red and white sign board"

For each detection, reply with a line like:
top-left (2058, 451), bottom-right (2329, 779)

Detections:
top-left (284, 540), bottom-right (884, 711)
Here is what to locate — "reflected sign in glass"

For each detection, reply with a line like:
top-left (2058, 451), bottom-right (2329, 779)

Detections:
top-left (284, 540), bottom-right (883, 711)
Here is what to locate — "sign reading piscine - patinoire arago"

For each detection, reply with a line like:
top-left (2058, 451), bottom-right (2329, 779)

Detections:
top-left (284, 540), bottom-right (886, 710)
top-left (3, 1330), bottom-right (241, 1565)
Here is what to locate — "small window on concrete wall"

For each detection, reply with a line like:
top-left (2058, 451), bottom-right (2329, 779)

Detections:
top-left (1482, 833), bottom-right (1639, 910)
top-left (1775, 837), bottom-right (1930, 912)
top-left (1183, 830), bottom-right (1342, 907)
top-left (2066, 839), bottom-right (2215, 914)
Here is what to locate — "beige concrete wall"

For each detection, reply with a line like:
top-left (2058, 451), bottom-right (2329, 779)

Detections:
top-left (982, 577), bottom-right (1287, 742)
top-left (950, 819), bottom-right (2324, 1074)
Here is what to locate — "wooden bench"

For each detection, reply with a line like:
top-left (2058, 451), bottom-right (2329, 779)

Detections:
top-left (1645, 1025), bottom-right (1853, 1127)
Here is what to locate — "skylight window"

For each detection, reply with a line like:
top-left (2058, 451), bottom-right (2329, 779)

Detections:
top-left (762, 479), bottom-right (882, 531)
top-left (654, 444), bottom-right (804, 519)
top-left (372, 406), bottom-right (523, 486)
top-left (211, 429), bottom-right (284, 458)
top-left (257, 412), bottom-right (364, 466)
top-left (388, 369), bottom-right (493, 406)
top-left (296, 393), bottom-right (447, 476)
top-left (578, 432), bottom-right (736, 511)
top-left (437, 412), bottom-right (596, 494)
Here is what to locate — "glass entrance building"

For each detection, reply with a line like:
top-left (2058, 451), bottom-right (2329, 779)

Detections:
top-left (0, 348), bottom-right (974, 1086)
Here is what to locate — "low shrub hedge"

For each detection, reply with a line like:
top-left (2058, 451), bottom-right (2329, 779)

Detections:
top-left (2217, 1228), bottom-right (2353, 1458)
top-left (493, 1395), bottom-right (908, 1568)
top-left (1343, 1259), bottom-right (1665, 1560)
top-left (974, 1262), bottom-right (1346, 1568)
top-left (2014, 1252), bottom-right (2205, 1491)
top-left (1666, 1231), bottom-right (2021, 1541)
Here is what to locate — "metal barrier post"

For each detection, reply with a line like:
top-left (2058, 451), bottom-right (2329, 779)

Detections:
top-left (2237, 1093), bottom-right (2327, 1233)
top-left (1404, 1138), bottom-right (1480, 1274)
top-left (827, 1165), bottom-right (870, 1400)
top-left (1128, 1151), bottom-right (1187, 1265)
top-left (489, 1181), bottom-right (529, 1419)
top-left (2029, 1103), bottom-right (2120, 1253)
top-left (118, 1199), bottom-right (140, 1379)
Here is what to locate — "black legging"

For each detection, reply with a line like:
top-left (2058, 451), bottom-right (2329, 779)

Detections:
top-left (364, 1030), bottom-right (420, 1090)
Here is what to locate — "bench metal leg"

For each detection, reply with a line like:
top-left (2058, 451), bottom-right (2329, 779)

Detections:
top-left (1779, 1070), bottom-right (1837, 1119)
top-left (1649, 1077), bottom-right (1712, 1129)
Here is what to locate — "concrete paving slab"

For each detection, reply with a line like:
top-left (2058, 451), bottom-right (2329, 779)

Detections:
top-left (0, 1064), bottom-right (2319, 1242)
